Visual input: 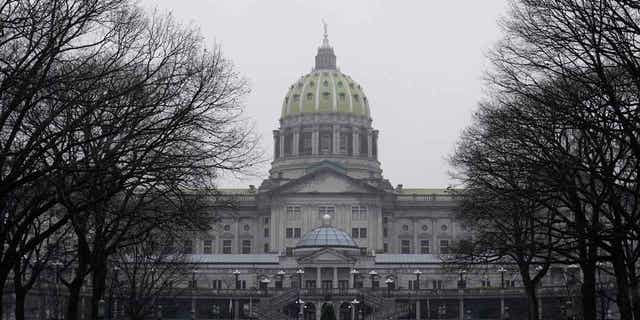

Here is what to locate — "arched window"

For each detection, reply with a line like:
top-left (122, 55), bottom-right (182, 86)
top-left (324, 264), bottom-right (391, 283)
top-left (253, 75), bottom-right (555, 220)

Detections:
top-left (306, 93), bottom-right (313, 101)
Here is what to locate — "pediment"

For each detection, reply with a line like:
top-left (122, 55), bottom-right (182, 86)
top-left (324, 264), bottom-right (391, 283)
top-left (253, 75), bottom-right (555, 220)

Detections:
top-left (276, 168), bottom-right (378, 194)
top-left (298, 248), bottom-right (355, 264)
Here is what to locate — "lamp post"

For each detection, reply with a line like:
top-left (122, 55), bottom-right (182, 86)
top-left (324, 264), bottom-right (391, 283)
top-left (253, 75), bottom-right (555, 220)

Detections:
top-left (413, 270), bottom-right (422, 290)
top-left (296, 298), bottom-right (304, 320)
top-left (156, 305), bottom-right (163, 320)
top-left (503, 306), bottom-right (510, 320)
top-left (51, 260), bottom-right (63, 320)
top-left (277, 270), bottom-right (285, 289)
top-left (369, 270), bottom-right (378, 289)
top-left (296, 268), bottom-right (305, 289)
top-left (498, 267), bottom-right (506, 288)
top-left (98, 299), bottom-right (106, 320)
top-left (385, 278), bottom-right (394, 297)
top-left (458, 270), bottom-right (467, 288)
top-left (351, 268), bottom-right (360, 289)
top-left (111, 265), bottom-right (120, 320)
top-left (260, 278), bottom-right (271, 295)
top-left (351, 298), bottom-right (360, 320)
top-left (232, 269), bottom-right (241, 289)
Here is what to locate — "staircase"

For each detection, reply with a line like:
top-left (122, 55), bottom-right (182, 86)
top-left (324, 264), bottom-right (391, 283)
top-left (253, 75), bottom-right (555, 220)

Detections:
top-left (361, 290), bottom-right (407, 320)
top-left (252, 288), bottom-right (298, 320)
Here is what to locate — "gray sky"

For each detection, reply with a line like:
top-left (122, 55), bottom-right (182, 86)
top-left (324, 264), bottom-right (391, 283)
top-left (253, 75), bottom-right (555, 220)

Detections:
top-left (140, 0), bottom-right (509, 188)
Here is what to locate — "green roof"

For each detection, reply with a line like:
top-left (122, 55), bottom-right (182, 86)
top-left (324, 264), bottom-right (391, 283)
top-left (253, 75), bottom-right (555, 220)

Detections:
top-left (281, 70), bottom-right (370, 118)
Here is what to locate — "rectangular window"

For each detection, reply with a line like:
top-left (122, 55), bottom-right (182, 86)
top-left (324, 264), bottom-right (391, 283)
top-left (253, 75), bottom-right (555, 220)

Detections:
top-left (264, 228), bottom-right (270, 238)
top-left (264, 243), bottom-right (270, 253)
top-left (383, 243), bottom-right (389, 253)
top-left (284, 133), bottom-right (293, 155)
top-left (440, 240), bottom-right (450, 254)
top-left (352, 228), bottom-right (359, 238)
top-left (359, 228), bottom-right (367, 238)
top-left (421, 240), bottom-right (430, 254)
top-left (183, 240), bottom-right (193, 254)
top-left (294, 228), bottom-right (301, 239)
top-left (351, 206), bottom-right (367, 220)
top-left (319, 131), bottom-right (332, 154)
top-left (339, 131), bottom-right (353, 154)
top-left (212, 279), bottom-right (222, 289)
top-left (286, 228), bottom-right (293, 239)
top-left (360, 131), bottom-right (368, 155)
top-left (287, 206), bottom-right (301, 220)
top-left (222, 240), bottom-right (232, 254)
top-left (241, 240), bottom-right (251, 254)
top-left (383, 228), bottom-right (388, 237)
top-left (263, 217), bottom-right (270, 225)
top-left (203, 239), bottom-right (213, 254)
top-left (301, 132), bottom-right (312, 155)
top-left (319, 206), bottom-right (335, 216)
top-left (401, 240), bottom-right (411, 254)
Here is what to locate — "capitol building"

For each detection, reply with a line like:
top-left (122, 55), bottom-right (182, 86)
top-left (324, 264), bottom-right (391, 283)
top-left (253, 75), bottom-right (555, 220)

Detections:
top-left (157, 30), bottom-right (576, 320)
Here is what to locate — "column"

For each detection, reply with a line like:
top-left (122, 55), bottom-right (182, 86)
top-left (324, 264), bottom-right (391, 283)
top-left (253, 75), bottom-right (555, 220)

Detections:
top-left (317, 267), bottom-right (322, 288)
top-left (316, 304), bottom-right (322, 320)
top-left (293, 128), bottom-right (300, 156)
top-left (273, 130), bottom-right (280, 159)
top-left (500, 295), bottom-right (505, 320)
top-left (372, 130), bottom-right (379, 159)
top-left (348, 271), bottom-right (353, 289)
top-left (426, 297), bottom-right (431, 320)
top-left (367, 130), bottom-right (373, 158)
top-left (192, 298), bottom-right (197, 320)
top-left (333, 124), bottom-right (340, 154)
top-left (459, 297), bottom-right (464, 320)
top-left (538, 296), bottom-right (543, 320)
top-left (279, 131), bottom-right (285, 157)
top-left (413, 219), bottom-right (419, 254)
top-left (312, 126), bottom-right (319, 155)
top-left (234, 218), bottom-right (240, 254)
top-left (416, 300), bottom-right (421, 320)
top-left (234, 300), bottom-right (240, 320)
top-left (352, 128), bottom-right (359, 156)
top-left (333, 267), bottom-right (338, 289)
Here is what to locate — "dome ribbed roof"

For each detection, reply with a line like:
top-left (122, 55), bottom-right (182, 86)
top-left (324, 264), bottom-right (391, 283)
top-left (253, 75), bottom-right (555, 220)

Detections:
top-left (281, 71), bottom-right (370, 119)
top-left (295, 226), bottom-right (359, 249)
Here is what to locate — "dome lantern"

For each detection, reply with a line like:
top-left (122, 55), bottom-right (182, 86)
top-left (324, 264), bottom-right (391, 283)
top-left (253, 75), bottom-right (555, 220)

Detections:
top-left (315, 20), bottom-right (336, 70)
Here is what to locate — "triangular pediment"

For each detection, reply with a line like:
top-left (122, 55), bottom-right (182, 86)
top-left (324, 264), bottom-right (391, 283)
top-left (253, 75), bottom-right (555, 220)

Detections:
top-left (273, 167), bottom-right (381, 194)
top-left (298, 248), bottom-right (355, 265)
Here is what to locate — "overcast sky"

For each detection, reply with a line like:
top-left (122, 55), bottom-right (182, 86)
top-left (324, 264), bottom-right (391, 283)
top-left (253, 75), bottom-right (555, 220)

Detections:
top-left (140, 0), bottom-right (509, 188)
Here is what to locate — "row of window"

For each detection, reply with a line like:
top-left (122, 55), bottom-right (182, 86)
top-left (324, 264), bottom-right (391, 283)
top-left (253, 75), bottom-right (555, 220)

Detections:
top-left (279, 129), bottom-right (376, 157)
top-left (183, 239), bottom-right (270, 255)
top-left (286, 205), bottom-right (368, 220)
top-left (382, 239), bottom-right (449, 254)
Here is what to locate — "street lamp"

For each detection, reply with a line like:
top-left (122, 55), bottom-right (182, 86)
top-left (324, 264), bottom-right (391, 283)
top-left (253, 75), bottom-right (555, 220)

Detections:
top-left (503, 306), bottom-right (510, 320)
top-left (98, 299), bottom-right (106, 319)
top-left (296, 298), bottom-right (305, 320)
top-left (369, 270), bottom-right (378, 289)
top-left (385, 278), bottom-right (394, 297)
top-left (260, 278), bottom-right (271, 295)
top-left (51, 260), bottom-right (63, 320)
top-left (232, 269), bottom-right (241, 289)
top-left (351, 268), bottom-right (360, 288)
top-left (413, 270), bottom-right (422, 290)
top-left (277, 270), bottom-right (286, 289)
top-left (498, 267), bottom-right (506, 288)
top-left (351, 298), bottom-right (360, 320)
top-left (458, 270), bottom-right (467, 288)
top-left (156, 305), bottom-right (163, 320)
top-left (296, 268), bottom-right (305, 289)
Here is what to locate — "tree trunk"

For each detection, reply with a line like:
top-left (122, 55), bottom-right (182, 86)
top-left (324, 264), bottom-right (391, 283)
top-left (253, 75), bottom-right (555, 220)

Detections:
top-left (630, 279), bottom-right (640, 320)
top-left (66, 257), bottom-right (90, 320)
top-left (581, 262), bottom-right (597, 320)
top-left (14, 289), bottom-right (26, 320)
top-left (611, 243), bottom-right (634, 320)
top-left (91, 261), bottom-right (108, 319)
top-left (524, 285), bottom-right (539, 320)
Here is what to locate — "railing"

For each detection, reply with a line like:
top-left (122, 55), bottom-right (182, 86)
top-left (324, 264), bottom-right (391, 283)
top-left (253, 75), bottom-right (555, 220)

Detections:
top-left (396, 194), bottom-right (457, 202)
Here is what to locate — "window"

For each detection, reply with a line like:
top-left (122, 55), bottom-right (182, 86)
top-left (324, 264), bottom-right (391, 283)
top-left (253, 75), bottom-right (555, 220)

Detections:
top-left (183, 240), bottom-right (193, 254)
top-left (440, 240), bottom-right (450, 254)
top-left (323, 80), bottom-right (329, 87)
top-left (212, 279), bottom-right (222, 289)
top-left (306, 93), bottom-right (313, 100)
top-left (339, 92), bottom-right (346, 101)
top-left (293, 94), bottom-right (300, 101)
top-left (241, 240), bottom-right (251, 254)
top-left (422, 225), bottom-right (429, 231)
top-left (243, 224), bottom-right (250, 231)
top-left (319, 131), bottom-right (332, 154)
top-left (420, 240), bottom-right (430, 254)
top-left (222, 240), bottom-right (232, 254)
top-left (432, 280), bottom-right (444, 289)
top-left (203, 239), bottom-right (213, 254)
top-left (284, 133), bottom-right (293, 155)
top-left (264, 228), bottom-right (270, 238)
top-left (351, 206), bottom-right (367, 220)
top-left (401, 240), bottom-right (411, 254)
top-left (339, 130), bottom-right (352, 154)
top-left (441, 224), bottom-right (448, 231)
top-left (359, 228), bottom-right (367, 238)
top-left (383, 217), bottom-right (389, 224)
top-left (294, 228), bottom-right (301, 239)
top-left (264, 243), bottom-right (270, 253)
top-left (383, 243), bottom-right (389, 253)
top-left (223, 224), bottom-right (231, 231)
top-left (402, 225), bottom-right (409, 231)
top-left (263, 217), bottom-right (270, 224)
top-left (359, 130), bottom-right (368, 155)
top-left (286, 228), bottom-right (293, 239)
top-left (383, 228), bottom-right (388, 237)
top-left (319, 206), bottom-right (335, 216)
top-left (300, 132), bottom-right (312, 155)
top-left (287, 206), bottom-right (301, 219)
top-left (352, 228), bottom-right (359, 238)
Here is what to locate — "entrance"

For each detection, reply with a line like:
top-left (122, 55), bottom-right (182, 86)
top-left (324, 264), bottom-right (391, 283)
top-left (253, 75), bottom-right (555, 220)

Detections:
top-left (320, 303), bottom-right (336, 320)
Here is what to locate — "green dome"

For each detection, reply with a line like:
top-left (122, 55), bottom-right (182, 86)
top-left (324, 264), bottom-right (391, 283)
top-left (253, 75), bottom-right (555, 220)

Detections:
top-left (281, 70), bottom-right (371, 118)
